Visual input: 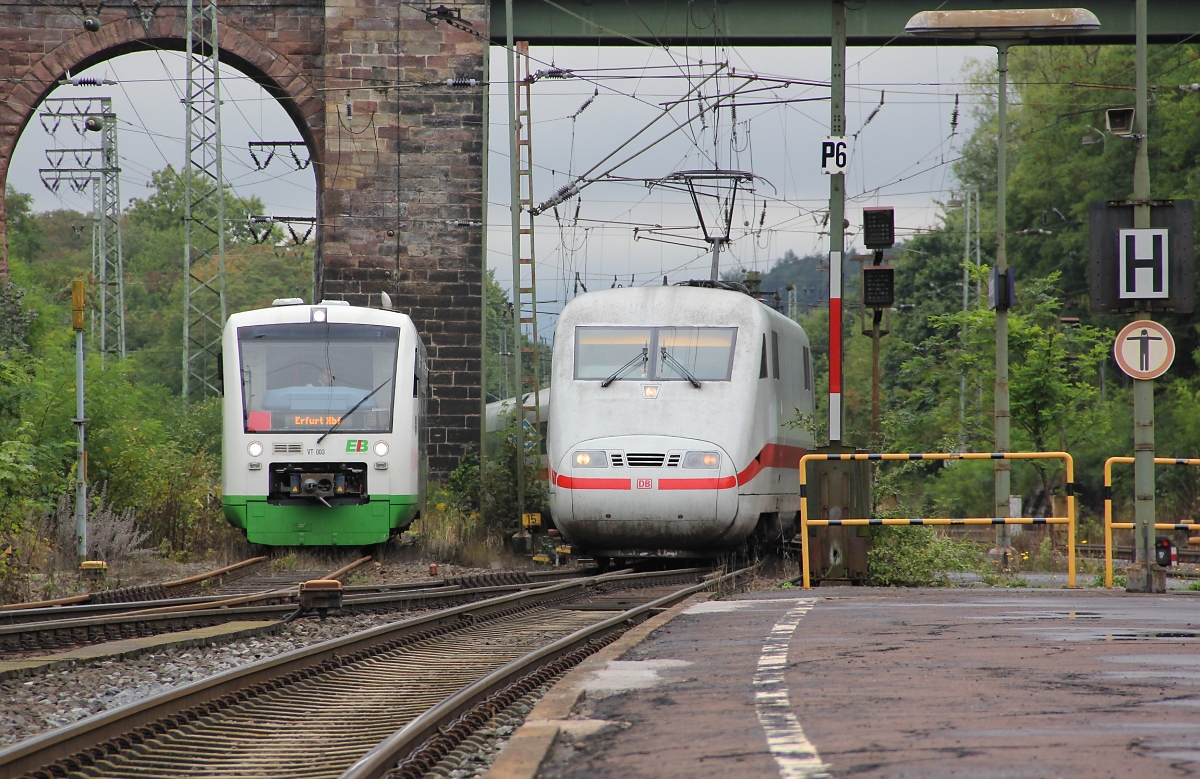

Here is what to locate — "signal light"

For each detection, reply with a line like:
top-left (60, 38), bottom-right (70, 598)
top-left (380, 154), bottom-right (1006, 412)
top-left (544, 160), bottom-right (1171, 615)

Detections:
top-left (862, 207), bottom-right (895, 249)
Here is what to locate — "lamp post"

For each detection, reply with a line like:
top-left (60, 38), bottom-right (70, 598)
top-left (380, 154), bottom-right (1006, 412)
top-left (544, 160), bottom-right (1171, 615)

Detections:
top-left (905, 9), bottom-right (1099, 560)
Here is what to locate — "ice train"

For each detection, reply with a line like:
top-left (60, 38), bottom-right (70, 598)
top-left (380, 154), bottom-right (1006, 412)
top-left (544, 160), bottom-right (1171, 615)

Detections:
top-left (547, 283), bottom-right (815, 560)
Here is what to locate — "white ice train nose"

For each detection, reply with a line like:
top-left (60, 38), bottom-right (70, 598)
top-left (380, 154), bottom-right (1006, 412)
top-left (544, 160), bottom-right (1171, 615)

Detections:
top-left (551, 435), bottom-right (739, 551)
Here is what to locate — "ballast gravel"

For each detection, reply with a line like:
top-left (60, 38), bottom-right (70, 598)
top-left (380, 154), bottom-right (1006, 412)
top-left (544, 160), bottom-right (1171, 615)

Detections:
top-left (0, 608), bottom-right (434, 748)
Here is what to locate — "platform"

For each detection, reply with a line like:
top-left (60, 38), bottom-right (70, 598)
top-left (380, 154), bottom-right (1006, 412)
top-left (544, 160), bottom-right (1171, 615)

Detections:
top-left (490, 588), bottom-right (1200, 779)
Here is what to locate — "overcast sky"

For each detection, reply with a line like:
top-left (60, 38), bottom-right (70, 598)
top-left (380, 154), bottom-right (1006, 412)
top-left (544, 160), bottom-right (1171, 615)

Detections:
top-left (8, 42), bottom-right (988, 324)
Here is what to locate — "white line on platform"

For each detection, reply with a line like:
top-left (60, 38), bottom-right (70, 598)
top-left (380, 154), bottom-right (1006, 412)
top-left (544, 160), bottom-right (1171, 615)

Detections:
top-left (754, 598), bottom-right (831, 779)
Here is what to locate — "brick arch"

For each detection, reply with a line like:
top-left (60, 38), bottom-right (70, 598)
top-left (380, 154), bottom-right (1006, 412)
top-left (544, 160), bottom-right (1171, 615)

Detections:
top-left (1, 14), bottom-right (323, 191)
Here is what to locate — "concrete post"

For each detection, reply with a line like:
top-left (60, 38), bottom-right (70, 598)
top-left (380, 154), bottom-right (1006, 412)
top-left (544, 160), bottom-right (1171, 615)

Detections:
top-left (993, 44), bottom-right (1012, 559)
top-left (828, 0), bottom-right (845, 444)
top-left (1128, 0), bottom-right (1165, 593)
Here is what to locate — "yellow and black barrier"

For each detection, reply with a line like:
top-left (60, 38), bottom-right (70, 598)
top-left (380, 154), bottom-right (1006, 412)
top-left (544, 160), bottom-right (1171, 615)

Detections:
top-left (799, 451), bottom-right (1077, 590)
top-left (1102, 456), bottom-right (1200, 589)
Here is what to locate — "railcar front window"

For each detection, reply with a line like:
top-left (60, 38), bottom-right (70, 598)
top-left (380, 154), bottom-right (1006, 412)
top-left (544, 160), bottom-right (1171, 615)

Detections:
top-left (238, 323), bottom-right (400, 433)
top-left (658, 328), bottom-right (737, 381)
top-left (574, 327), bottom-right (652, 380)
top-left (574, 326), bottom-right (736, 382)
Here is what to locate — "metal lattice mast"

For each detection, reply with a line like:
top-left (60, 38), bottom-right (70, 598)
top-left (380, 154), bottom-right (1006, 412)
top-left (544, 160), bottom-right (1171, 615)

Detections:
top-left (182, 0), bottom-right (227, 400)
top-left (38, 97), bottom-right (125, 360)
top-left (515, 42), bottom-right (543, 440)
top-left (97, 101), bottom-right (126, 358)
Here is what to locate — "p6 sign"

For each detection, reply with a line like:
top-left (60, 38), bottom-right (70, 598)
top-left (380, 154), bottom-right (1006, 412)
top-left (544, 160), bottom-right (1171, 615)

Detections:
top-left (821, 136), bottom-right (848, 175)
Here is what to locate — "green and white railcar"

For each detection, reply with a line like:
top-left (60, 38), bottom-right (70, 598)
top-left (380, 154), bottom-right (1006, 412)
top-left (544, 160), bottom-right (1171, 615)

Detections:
top-left (222, 299), bottom-right (427, 546)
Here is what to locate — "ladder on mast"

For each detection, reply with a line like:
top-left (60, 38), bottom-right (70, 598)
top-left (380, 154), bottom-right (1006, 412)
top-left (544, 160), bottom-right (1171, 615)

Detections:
top-left (515, 42), bottom-right (543, 453)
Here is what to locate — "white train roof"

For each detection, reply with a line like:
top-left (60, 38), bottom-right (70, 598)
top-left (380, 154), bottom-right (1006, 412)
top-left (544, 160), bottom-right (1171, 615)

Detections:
top-left (225, 302), bottom-right (417, 331)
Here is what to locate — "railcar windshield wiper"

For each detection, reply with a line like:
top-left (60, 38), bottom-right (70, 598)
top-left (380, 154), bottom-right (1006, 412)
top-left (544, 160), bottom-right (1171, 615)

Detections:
top-left (600, 347), bottom-right (648, 387)
top-left (659, 347), bottom-right (702, 388)
top-left (316, 377), bottom-right (392, 444)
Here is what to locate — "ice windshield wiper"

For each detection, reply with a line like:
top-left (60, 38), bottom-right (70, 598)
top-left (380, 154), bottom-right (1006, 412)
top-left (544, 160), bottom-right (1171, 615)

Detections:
top-left (659, 347), bottom-right (701, 388)
top-left (600, 347), bottom-right (648, 387)
top-left (316, 377), bottom-right (392, 444)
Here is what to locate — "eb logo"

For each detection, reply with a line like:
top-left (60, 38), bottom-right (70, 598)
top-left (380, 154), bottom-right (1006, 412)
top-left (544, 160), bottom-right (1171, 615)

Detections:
top-left (636, 478), bottom-right (653, 490)
top-left (346, 440), bottom-right (368, 452)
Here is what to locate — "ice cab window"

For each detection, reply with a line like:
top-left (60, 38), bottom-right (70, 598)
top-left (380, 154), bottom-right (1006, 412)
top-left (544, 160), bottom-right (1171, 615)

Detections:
top-left (574, 326), bottom-right (736, 382)
top-left (574, 327), bottom-right (653, 380)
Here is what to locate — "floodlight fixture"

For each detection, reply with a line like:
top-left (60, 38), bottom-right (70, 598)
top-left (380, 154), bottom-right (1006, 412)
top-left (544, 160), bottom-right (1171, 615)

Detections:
top-left (1105, 107), bottom-right (1136, 136)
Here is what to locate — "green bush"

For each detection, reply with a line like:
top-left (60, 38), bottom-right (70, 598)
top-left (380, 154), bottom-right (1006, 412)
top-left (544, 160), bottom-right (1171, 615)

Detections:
top-left (868, 525), bottom-right (983, 586)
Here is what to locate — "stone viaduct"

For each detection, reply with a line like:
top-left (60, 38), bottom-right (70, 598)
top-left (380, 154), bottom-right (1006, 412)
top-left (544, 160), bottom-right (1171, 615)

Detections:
top-left (0, 0), bottom-right (487, 475)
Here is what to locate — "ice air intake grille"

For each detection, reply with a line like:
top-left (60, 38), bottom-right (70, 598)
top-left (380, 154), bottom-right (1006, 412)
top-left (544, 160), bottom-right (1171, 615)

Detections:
top-left (609, 453), bottom-right (624, 467)
top-left (625, 452), bottom-right (666, 468)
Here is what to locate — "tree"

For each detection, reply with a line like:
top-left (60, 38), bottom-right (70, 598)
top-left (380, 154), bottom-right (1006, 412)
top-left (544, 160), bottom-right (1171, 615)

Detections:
top-left (895, 270), bottom-right (1111, 512)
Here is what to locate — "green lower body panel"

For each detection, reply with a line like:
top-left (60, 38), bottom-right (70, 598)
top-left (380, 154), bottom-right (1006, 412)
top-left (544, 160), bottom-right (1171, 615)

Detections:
top-left (223, 495), bottom-right (420, 546)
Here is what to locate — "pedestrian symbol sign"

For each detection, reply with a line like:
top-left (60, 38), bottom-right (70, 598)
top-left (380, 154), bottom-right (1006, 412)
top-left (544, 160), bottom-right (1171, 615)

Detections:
top-left (1114, 319), bottom-right (1175, 380)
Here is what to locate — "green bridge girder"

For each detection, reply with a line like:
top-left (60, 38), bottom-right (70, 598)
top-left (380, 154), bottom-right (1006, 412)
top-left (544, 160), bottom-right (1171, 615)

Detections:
top-left (496, 1), bottom-right (1200, 47)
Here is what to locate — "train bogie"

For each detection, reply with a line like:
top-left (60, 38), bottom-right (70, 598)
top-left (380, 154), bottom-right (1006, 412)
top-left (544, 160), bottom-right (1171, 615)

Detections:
top-left (221, 300), bottom-right (427, 546)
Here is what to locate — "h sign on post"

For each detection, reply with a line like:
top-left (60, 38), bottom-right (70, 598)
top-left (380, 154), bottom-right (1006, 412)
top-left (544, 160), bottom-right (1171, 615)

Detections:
top-left (1119, 228), bottom-right (1169, 299)
top-left (821, 137), bottom-right (847, 175)
top-left (1088, 200), bottom-right (1193, 314)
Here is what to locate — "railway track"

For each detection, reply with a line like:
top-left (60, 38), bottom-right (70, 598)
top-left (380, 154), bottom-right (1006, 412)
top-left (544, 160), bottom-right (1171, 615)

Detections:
top-left (0, 567), bottom-right (741, 779)
top-left (1076, 544), bottom-right (1200, 563)
top-left (0, 557), bottom-right (270, 613)
top-left (0, 564), bottom-right (594, 654)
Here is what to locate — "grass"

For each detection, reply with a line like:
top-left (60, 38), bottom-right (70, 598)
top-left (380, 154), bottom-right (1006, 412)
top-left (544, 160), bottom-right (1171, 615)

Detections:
top-left (409, 490), bottom-right (505, 567)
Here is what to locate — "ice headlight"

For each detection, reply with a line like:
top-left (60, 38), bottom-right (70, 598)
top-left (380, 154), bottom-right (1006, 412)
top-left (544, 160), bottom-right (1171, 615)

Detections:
top-left (373, 440), bottom-right (389, 457)
top-left (574, 450), bottom-right (607, 468)
top-left (683, 451), bottom-right (720, 469)
top-left (247, 441), bottom-right (264, 457)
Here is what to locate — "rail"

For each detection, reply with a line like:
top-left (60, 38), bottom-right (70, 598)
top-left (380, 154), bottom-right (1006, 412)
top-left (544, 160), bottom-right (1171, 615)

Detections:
top-left (0, 568), bottom-right (712, 779)
top-left (1102, 456), bottom-right (1200, 588)
top-left (338, 567), bottom-right (749, 779)
top-left (798, 451), bottom-right (1077, 589)
top-left (0, 556), bottom-right (269, 612)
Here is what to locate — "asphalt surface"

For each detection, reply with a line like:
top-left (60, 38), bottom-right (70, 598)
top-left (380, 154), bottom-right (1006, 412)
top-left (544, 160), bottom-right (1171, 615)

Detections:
top-left (535, 588), bottom-right (1200, 779)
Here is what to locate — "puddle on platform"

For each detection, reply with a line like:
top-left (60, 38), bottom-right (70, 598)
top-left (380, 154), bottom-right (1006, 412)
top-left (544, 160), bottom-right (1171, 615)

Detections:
top-left (1099, 669), bottom-right (1200, 681)
top-left (1103, 654), bottom-right (1200, 665)
top-left (683, 601), bottom-right (755, 615)
top-left (981, 610), bottom-right (1104, 621)
top-left (582, 659), bottom-right (691, 695)
top-left (1027, 627), bottom-right (1200, 642)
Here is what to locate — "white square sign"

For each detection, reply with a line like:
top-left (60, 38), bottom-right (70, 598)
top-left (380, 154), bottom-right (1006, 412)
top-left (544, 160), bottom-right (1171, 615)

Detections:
top-left (821, 136), bottom-right (847, 175)
top-left (1118, 228), bottom-right (1169, 299)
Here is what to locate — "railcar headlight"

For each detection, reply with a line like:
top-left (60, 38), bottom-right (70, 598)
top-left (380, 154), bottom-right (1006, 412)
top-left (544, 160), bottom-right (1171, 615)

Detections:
top-left (683, 451), bottom-right (720, 469)
top-left (574, 450), bottom-right (607, 468)
top-left (247, 441), bottom-right (264, 457)
top-left (373, 440), bottom-right (389, 457)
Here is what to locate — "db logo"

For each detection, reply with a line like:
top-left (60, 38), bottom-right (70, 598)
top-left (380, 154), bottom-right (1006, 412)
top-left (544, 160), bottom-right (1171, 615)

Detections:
top-left (636, 478), bottom-right (653, 490)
